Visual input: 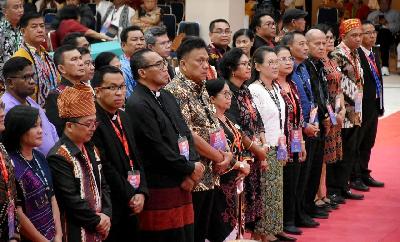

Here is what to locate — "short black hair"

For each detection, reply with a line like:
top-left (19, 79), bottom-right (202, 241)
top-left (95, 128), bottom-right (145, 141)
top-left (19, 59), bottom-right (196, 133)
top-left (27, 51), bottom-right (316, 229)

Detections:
top-left (120, 25), bottom-right (143, 43)
top-left (91, 66), bottom-right (123, 88)
top-left (232, 28), bottom-right (254, 47)
top-left (59, 5), bottom-right (79, 21)
top-left (61, 32), bottom-right (85, 47)
top-left (251, 11), bottom-right (274, 31)
top-left (3, 105), bottom-right (40, 152)
top-left (3, 57), bottom-right (32, 81)
top-left (20, 11), bottom-right (43, 28)
top-left (95, 52), bottom-right (118, 70)
top-left (176, 36), bottom-right (207, 61)
top-left (279, 31), bottom-right (304, 46)
top-left (130, 48), bottom-right (154, 80)
top-left (219, 47), bottom-right (244, 80)
top-left (205, 78), bottom-right (226, 97)
top-left (54, 44), bottom-right (78, 68)
top-left (77, 47), bottom-right (90, 56)
top-left (310, 23), bottom-right (333, 35)
top-left (209, 18), bottom-right (230, 32)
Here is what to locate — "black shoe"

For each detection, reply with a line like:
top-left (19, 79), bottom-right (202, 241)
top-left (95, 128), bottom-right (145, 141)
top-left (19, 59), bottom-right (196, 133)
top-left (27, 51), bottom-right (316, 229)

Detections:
top-left (296, 219), bottom-right (320, 228)
top-left (308, 207), bottom-right (329, 219)
top-left (328, 194), bottom-right (346, 204)
top-left (342, 189), bottom-right (364, 200)
top-left (350, 179), bottom-right (370, 191)
top-left (363, 176), bottom-right (385, 187)
top-left (283, 225), bottom-right (302, 235)
top-left (276, 233), bottom-right (297, 241)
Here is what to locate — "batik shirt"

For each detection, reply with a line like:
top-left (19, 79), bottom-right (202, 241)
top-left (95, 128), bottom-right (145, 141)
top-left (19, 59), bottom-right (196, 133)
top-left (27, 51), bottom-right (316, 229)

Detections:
top-left (331, 42), bottom-right (364, 128)
top-left (165, 72), bottom-right (221, 191)
top-left (0, 18), bottom-right (22, 85)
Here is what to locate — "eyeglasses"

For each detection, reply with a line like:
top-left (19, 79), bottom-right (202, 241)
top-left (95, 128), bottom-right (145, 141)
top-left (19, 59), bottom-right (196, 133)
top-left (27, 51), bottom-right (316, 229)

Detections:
top-left (218, 90), bottom-right (233, 99)
top-left (97, 84), bottom-right (127, 92)
top-left (7, 74), bottom-right (35, 82)
top-left (195, 58), bottom-right (209, 66)
top-left (156, 40), bottom-right (172, 47)
top-left (211, 29), bottom-right (232, 35)
top-left (238, 61), bottom-right (251, 68)
top-left (363, 31), bottom-right (378, 36)
top-left (142, 59), bottom-right (168, 71)
top-left (70, 120), bottom-right (100, 129)
top-left (278, 56), bottom-right (295, 63)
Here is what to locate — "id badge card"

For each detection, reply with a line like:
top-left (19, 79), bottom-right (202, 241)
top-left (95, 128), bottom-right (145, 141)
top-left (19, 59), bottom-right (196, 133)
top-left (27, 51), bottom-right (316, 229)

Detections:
top-left (277, 135), bottom-right (288, 161)
top-left (209, 128), bottom-right (227, 151)
top-left (178, 136), bottom-right (189, 161)
top-left (290, 129), bottom-right (302, 153)
top-left (127, 170), bottom-right (140, 189)
top-left (355, 90), bottom-right (363, 113)
top-left (335, 96), bottom-right (341, 113)
top-left (100, 20), bottom-right (111, 34)
top-left (309, 105), bottom-right (318, 124)
top-left (105, 24), bottom-right (119, 38)
top-left (326, 104), bottom-right (337, 125)
top-left (8, 199), bottom-right (15, 239)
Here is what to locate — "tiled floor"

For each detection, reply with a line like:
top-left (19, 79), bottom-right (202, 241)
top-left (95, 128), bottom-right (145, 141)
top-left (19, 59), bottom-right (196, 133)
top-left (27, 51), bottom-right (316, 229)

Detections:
top-left (382, 74), bottom-right (400, 117)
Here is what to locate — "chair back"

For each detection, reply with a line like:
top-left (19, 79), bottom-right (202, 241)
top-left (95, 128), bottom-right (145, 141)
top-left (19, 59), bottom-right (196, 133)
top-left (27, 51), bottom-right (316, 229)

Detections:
top-left (158, 4), bottom-right (171, 14)
top-left (170, 2), bottom-right (184, 23)
top-left (162, 14), bottom-right (177, 39)
top-left (48, 30), bottom-right (59, 52)
top-left (43, 8), bottom-right (57, 16)
top-left (178, 21), bottom-right (200, 37)
top-left (44, 13), bottom-right (57, 29)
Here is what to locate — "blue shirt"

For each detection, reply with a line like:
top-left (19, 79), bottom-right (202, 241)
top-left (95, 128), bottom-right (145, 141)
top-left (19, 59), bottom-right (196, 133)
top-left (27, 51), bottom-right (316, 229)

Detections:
top-left (291, 62), bottom-right (314, 125)
top-left (120, 54), bottom-right (136, 98)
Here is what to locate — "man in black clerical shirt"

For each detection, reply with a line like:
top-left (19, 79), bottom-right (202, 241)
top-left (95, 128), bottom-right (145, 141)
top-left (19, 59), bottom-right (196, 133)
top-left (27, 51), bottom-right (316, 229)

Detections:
top-left (91, 66), bottom-right (148, 242)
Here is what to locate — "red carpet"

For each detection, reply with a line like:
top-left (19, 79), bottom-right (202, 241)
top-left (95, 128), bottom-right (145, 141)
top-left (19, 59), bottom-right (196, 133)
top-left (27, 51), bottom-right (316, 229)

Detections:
top-left (294, 112), bottom-right (400, 242)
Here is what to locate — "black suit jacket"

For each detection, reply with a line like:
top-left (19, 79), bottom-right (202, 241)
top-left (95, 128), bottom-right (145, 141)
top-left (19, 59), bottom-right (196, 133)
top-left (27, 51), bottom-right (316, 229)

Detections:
top-left (357, 47), bottom-right (384, 116)
top-left (92, 103), bottom-right (148, 222)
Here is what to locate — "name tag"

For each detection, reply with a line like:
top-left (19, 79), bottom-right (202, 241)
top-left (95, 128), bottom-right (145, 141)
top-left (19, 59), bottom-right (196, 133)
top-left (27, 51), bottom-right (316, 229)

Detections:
top-left (327, 104), bottom-right (337, 125)
top-left (309, 105), bottom-right (318, 124)
top-left (8, 199), bottom-right (15, 239)
top-left (277, 135), bottom-right (288, 161)
top-left (290, 129), bottom-right (302, 153)
top-left (127, 170), bottom-right (140, 189)
top-left (355, 90), bottom-right (363, 113)
top-left (178, 136), bottom-right (190, 161)
top-left (210, 128), bottom-right (227, 151)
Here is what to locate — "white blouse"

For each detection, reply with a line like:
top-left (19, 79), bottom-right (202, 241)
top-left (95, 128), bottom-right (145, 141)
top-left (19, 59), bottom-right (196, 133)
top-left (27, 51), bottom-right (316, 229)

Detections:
top-left (249, 80), bottom-right (286, 147)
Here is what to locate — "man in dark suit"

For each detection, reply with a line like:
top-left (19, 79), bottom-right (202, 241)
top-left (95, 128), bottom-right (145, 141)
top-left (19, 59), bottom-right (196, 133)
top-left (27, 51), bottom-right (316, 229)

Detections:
top-left (351, 20), bottom-right (385, 191)
top-left (91, 66), bottom-right (148, 242)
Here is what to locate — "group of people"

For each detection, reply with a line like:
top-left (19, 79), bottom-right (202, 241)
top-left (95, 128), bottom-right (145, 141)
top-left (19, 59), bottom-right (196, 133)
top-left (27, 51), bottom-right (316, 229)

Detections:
top-left (0, 1), bottom-right (387, 242)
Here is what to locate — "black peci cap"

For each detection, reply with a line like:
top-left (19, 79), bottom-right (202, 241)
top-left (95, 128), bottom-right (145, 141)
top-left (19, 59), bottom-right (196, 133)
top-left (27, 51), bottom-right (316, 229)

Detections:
top-left (282, 8), bottom-right (308, 24)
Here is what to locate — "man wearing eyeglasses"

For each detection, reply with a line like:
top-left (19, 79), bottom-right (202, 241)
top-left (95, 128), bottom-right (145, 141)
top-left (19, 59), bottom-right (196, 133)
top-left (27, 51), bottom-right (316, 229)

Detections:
top-left (144, 26), bottom-right (175, 79)
top-left (44, 45), bottom-right (87, 136)
top-left (1, 56), bottom-right (58, 155)
top-left (126, 48), bottom-right (205, 242)
top-left (91, 66), bottom-right (148, 242)
top-left (350, 20), bottom-right (385, 191)
top-left (250, 12), bottom-right (276, 55)
top-left (13, 11), bottom-right (60, 108)
top-left (47, 83), bottom-right (112, 242)
top-left (207, 19), bottom-right (232, 69)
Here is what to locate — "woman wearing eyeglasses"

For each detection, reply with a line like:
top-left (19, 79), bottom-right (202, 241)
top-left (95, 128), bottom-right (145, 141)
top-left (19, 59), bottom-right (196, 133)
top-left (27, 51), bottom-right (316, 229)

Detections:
top-left (313, 24), bottom-right (345, 210)
top-left (248, 46), bottom-right (290, 242)
top-left (275, 45), bottom-right (307, 237)
top-left (3, 105), bottom-right (63, 242)
top-left (219, 47), bottom-right (269, 240)
top-left (205, 78), bottom-right (251, 241)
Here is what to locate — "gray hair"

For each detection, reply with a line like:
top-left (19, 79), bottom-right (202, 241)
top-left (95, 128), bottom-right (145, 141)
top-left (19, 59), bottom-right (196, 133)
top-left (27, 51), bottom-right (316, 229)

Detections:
top-left (144, 26), bottom-right (168, 45)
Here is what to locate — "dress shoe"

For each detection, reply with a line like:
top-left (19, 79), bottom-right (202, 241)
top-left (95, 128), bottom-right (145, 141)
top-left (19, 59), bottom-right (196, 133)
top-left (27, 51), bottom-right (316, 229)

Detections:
top-left (328, 194), bottom-right (346, 204)
top-left (350, 179), bottom-right (370, 191)
top-left (283, 225), bottom-right (302, 235)
top-left (342, 189), bottom-right (364, 200)
top-left (296, 219), bottom-right (320, 228)
top-left (276, 233), bottom-right (297, 241)
top-left (363, 176), bottom-right (385, 187)
top-left (308, 207), bottom-right (329, 219)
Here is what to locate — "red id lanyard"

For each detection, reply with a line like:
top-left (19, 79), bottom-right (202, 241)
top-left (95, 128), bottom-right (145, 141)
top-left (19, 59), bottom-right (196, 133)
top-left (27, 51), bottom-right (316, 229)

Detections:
top-left (0, 152), bottom-right (10, 197)
top-left (110, 113), bottom-right (134, 169)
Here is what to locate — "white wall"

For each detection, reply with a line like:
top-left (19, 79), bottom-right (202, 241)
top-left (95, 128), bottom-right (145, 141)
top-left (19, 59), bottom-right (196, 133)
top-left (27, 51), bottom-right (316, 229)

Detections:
top-left (185, 0), bottom-right (246, 44)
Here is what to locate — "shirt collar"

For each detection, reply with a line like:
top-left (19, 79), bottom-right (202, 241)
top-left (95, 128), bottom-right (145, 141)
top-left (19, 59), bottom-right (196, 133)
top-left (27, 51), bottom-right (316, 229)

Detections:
top-left (360, 45), bottom-right (372, 56)
top-left (176, 72), bottom-right (205, 94)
